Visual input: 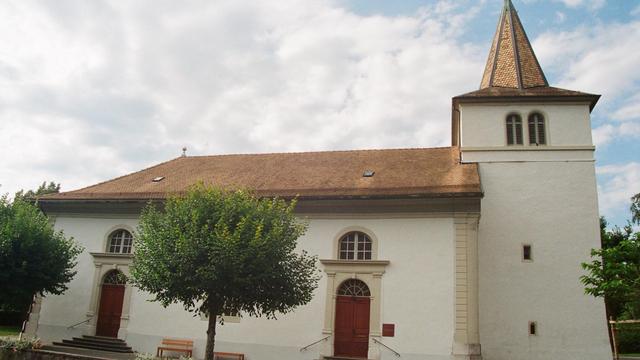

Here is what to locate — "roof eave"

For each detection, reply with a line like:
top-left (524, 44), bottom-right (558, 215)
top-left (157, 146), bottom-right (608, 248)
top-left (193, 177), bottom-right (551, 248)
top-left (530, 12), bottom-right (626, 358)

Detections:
top-left (37, 191), bottom-right (484, 205)
top-left (452, 93), bottom-right (601, 112)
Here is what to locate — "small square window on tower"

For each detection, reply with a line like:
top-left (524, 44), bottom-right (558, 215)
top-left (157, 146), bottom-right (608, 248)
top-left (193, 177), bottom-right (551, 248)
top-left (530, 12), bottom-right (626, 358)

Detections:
top-left (529, 321), bottom-right (538, 336)
top-left (522, 244), bottom-right (533, 262)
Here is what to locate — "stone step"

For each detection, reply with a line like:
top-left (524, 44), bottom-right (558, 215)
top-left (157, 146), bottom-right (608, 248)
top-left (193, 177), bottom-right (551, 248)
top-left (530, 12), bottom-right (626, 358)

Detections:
top-left (81, 335), bottom-right (127, 344)
top-left (39, 345), bottom-right (136, 360)
top-left (53, 341), bottom-right (134, 353)
top-left (70, 337), bottom-right (132, 350)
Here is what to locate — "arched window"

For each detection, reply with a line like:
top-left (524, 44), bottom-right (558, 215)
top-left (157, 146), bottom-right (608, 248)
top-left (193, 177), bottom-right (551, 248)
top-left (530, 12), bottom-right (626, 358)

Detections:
top-left (103, 270), bottom-right (127, 285)
top-left (506, 114), bottom-right (523, 145)
top-left (337, 279), bottom-right (371, 297)
top-left (107, 229), bottom-right (133, 254)
top-left (339, 232), bottom-right (372, 260)
top-left (528, 112), bottom-right (546, 145)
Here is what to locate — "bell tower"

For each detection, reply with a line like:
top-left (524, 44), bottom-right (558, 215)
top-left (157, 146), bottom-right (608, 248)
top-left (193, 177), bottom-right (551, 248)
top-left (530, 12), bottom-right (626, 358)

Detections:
top-left (451, 1), bottom-right (611, 359)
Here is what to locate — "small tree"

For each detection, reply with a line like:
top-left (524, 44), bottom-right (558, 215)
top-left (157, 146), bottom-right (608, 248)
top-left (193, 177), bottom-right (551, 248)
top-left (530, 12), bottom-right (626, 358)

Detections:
top-left (131, 185), bottom-right (319, 360)
top-left (0, 197), bottom-right (82, 314)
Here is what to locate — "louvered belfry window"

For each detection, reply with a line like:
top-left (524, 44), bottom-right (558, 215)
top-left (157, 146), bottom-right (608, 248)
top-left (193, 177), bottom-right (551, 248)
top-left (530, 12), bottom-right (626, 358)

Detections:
top-left (506, 114), bottom-right (523, 145)
top-left (528, 112), bottom-right (546, 145)
top-left (339, 232), bottom-right (372, 260)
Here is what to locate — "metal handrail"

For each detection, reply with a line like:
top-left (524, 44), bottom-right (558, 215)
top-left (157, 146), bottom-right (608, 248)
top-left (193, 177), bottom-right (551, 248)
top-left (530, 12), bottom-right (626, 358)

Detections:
top-left (299, 335), bottom-right (330, 352)
top-left (372, 337), bottom-right (401, 357)
top-left (67, 317), bottom-right (92, 329)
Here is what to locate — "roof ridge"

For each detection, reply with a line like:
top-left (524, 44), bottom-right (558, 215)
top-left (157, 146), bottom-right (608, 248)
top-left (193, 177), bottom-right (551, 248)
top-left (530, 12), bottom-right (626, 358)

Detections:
top-left (184, 146), bottom-right (454, 159)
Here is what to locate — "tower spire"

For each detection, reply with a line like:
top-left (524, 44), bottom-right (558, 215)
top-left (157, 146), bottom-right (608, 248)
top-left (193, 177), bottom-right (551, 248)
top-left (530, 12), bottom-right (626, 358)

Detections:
top-left (480, 0), bottom-right (548, 89)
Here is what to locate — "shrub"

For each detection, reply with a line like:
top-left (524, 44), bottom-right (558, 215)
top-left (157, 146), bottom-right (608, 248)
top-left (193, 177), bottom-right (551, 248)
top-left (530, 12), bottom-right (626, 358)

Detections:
top-left (0, 338), bottom-right (40, 352)
top-left (617, 323), bottom-right (640, 354)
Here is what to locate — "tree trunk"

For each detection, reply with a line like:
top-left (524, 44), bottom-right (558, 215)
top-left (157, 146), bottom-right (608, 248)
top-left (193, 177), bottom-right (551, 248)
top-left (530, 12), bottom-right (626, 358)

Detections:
top-left (204, 305), bottom-right (218, 360)
top-left (604, 297), bottom-right (614, 353)
top-left (19, 295), bottom-right (36, 341)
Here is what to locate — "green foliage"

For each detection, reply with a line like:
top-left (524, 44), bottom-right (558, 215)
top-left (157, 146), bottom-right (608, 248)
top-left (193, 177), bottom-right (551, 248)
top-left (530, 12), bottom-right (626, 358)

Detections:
top-left (131, 184), bottom-right (319, 359)
top-left (582, 194), bottom-right (640, 320)
top-left (617, 323), bottom-right (640, 353)
top-left (0, 197), bottom-right (83, 311)
top-left (0, 338), bottom-right (40, 352)
top-left (632, 193), bottom-right (640, 226)
top-left (13, 182), bottom-right (60, 202)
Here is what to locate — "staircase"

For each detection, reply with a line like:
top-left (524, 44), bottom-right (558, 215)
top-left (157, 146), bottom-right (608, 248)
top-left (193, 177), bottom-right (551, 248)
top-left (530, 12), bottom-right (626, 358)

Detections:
top-left (51, 335), bottom-right (134, 353)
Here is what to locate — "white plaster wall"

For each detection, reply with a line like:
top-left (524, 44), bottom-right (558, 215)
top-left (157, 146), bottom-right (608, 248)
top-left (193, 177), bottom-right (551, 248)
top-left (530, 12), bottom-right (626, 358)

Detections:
top-left (38, 214), bottom-right (457, 360)
top-left (37, 216), bottom-right (139, 342)
top-left (459, 103), bottom-right (593, 148)
top-left (475, 162), bottom-right (610, 360)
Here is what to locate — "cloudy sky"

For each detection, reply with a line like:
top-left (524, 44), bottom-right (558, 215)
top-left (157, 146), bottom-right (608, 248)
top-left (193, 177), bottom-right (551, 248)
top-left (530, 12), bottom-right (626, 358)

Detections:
top-left (0, 0), bottom-right (638, 226)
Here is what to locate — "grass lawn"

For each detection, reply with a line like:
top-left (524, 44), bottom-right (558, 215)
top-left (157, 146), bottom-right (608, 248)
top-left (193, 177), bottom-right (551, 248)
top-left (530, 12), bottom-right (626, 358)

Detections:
top-left (0, 326), bottom-right (20, 337)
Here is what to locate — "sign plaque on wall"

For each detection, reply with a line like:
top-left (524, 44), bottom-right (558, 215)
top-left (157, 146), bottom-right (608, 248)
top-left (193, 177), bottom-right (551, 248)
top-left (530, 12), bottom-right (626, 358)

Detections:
top-left (382, 323), bottom-right (395, 337)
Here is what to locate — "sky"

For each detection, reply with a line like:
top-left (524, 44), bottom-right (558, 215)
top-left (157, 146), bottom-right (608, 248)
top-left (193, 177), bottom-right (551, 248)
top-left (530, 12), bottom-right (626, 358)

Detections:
top-left (0, 0), bottom-right (638, 227)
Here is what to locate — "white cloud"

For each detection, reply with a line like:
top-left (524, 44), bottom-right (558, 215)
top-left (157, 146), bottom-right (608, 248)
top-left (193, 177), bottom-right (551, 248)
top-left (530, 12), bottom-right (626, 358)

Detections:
top-left (534, 22), bottom-right (640, 99)
top-left (611, 93), bottom-right (640, 121)
top-left (554, 0), bottom-right (606, 10)
top-left (596, 163), bottom-right (640, 220)
top-left (593, 122), bottom-right (640, 147)
top-left (555, 11), bottom-right (566, 23)
top-left (0, 0), bottom-right (486, 195)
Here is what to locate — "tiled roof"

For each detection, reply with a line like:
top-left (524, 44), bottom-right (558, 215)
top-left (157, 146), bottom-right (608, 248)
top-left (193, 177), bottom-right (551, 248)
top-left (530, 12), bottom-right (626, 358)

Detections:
top-left (453, 86), bottom-right (601, 110)
top-left (480, 0), bottom-right (548, 90)
top-left (40, 147), bottom-right (481, 201)
top-left (457, 1), bottom-right (600, 111)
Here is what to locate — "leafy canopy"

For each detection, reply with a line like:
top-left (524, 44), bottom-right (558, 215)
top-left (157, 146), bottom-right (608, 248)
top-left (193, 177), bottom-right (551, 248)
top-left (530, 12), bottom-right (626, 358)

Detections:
top-left (581, 193), bottom-right (640, 320)
top-left (14, 182), bottom-right (60, 202)
top-left (131, 184), bottom-right (320, 318)
top-left (0, 197), bottom-right (82, 310)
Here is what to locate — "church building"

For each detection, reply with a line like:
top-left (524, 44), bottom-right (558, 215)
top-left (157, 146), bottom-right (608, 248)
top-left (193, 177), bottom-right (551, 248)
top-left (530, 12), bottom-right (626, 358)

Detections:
top-left (26, 1), bottom-right (612, 359)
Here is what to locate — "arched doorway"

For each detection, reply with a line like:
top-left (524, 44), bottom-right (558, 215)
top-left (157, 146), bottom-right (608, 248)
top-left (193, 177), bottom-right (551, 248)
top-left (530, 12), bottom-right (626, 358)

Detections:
top-left (334, 279), bottom-right (371, 358)
top-left (96, 270), bottom-right (126, 338)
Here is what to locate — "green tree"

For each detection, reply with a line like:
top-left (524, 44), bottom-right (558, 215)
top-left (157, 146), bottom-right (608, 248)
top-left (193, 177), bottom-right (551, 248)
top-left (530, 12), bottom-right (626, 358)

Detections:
top-left (14, 181), bottom-right (60, 202)
top-left (131, 185), bottom-right (319, 360)
top-left (631, 193), bottom-right (640, 226)
top-left (0, 197), bottom-right (83, 313)
top-left (581, 193), bottom-right (640, 320)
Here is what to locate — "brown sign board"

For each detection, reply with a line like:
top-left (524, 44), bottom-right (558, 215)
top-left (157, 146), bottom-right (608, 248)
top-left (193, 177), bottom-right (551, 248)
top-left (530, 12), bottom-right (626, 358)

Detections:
top-left (382, 323), bottom-right (395, 337)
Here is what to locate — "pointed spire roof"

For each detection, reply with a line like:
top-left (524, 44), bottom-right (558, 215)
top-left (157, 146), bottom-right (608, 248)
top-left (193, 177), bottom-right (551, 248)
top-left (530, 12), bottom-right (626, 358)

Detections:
top-left (480, 0), bottom-right (548, 89)
top-left (452, 0), bottom-right (600, 114)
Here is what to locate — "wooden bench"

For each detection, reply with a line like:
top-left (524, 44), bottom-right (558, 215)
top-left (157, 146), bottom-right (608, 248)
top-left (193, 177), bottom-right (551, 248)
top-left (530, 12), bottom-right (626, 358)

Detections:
top-left (156, 338), bottom-right (194, 358)
top-left (214, 352), bottom-right (245, 360)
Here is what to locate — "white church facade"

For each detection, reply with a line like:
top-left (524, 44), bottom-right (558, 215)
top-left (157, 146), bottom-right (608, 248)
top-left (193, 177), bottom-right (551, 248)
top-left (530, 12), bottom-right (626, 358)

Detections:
top-left (26, 1), bottom-right (612, 359)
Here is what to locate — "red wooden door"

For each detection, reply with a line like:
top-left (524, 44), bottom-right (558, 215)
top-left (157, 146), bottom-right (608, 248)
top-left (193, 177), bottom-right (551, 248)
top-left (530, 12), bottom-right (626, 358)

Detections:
top-left (96, 284), bottom-right (125, 337)
top-left (334, 295), bottom-right (370, 358)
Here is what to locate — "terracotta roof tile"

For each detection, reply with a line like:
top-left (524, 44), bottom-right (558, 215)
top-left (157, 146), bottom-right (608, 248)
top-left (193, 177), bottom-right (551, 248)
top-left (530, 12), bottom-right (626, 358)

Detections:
top-left (40, 147), bottom-right (481, 201)
top-left (480, 0), bottom-right (548, 90)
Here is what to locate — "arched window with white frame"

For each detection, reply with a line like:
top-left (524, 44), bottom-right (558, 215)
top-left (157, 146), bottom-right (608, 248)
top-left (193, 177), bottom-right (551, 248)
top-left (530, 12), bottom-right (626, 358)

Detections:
top-left (107, 229), bottom-right (133, 254)
top-left (338, 231), bottom-right (372, 260)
